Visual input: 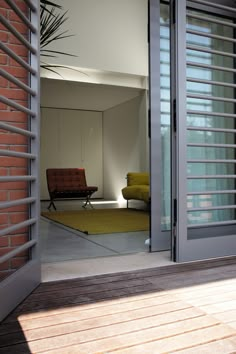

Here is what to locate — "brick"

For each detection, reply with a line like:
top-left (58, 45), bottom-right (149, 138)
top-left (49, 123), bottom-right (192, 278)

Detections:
top-left (9, 167), bottom-right (28, 176)
top-left (9, 32), bottom-right (28, 46)
top-left (0, 2), bottom-right (10, 10)
top-left (9, 22), bottom-right (28, 36)
top-left (10, 212), bottom-right (28, 224)
top-left (1, 203), bottom-right (28, 213)
top-left (9, 227), bottom-right (28, 236)
top-left (10, 122), bottom-right (28, 130)
top-left (0, 213), bottom-right (8, 225)
top-left (0, 77), bottom-right (8, 88)
top-left (0, 22), bottom-right (8, 31)
top-left (10, 234), bottom-right (28, 246)
top-left (0, 31), bottom-right (8, 42)
top-left (0, 236), bottom-right (8, 247)
top-left (0, 247), bottom-right (14, 256)
top-left (16, 249), bottom-right (29, 257)
top-left (0, 191), bottom-right (8, 201)
top-left (5, 66), bottom-right (27, 79)
top-left (10, 146), bottom-right (28, 153)
top-left (14, 1), bottom-right (28, 13)
top-left (0, 181), bottom-right (27, 190)
top-left (14, 100), bottom-right (28, 108)
top-left (0, 54), bottom-right (7, 65)
top-left (1, 111), bottom-right (27, 123)
top-left (0, 168), bottom-right (8, 177)
top-left (10, 190), bottom-right (28, 200)
top-left (10, 78), bottom-right (28, 89)
top-left (9, 10), bottom-right (27, 23)
top-left (0, 132), bottom-right (28, 145)
top-left (0, 88), bottom-right (28, 101)
top-left (10, 257), bottom-right (28, 269)
top-left (9, 58), bottom-right (28, 68)
top-left (0, 8), bottom-right (8, 17)
top-left (0, 102), bottom-right (8, 110)
top-left (0, 156), bottom-right (28, 167)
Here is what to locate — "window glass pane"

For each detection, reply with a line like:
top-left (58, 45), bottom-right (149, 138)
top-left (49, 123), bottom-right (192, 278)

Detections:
top-left (161, 3), bottom-right (171, 230)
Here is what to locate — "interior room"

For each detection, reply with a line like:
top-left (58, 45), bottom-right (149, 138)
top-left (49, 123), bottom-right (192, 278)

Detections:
top-left (39, 0), bottom-right (170, 274)
top-left (40, 77), bottom-right (151, 263)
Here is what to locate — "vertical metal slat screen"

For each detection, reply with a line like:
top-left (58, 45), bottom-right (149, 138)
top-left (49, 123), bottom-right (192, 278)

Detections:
top-left (0, 0), bottom-right (40, 320)
top-left (172, 0), bottom-right (236, 262)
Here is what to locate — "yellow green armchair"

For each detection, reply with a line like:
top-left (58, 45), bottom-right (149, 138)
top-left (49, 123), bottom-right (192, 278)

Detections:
top-left (121, 172), bottom-right (149, 208)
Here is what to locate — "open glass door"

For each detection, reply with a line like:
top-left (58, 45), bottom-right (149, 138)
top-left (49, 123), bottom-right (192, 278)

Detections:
top-left (0, 0), bottom-right (40, 320)
top-left (149, 0), bottom-right (171, 251)
top-left (171, 0), bottom-right (236, 261)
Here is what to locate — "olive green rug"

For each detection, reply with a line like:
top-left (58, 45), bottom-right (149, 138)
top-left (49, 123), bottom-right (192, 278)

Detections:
top-left (41, 208), bottom-right (149, 235)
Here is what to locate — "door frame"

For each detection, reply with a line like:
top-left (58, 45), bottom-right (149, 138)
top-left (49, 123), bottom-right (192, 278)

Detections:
top-left (171, 0), bottom-right (236, 262)
top-left (149, 0), bottom-right (171, 252)
top-left (0, 0), bottom-right (41, 321)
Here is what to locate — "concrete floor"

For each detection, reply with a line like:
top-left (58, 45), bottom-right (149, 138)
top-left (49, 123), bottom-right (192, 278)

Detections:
top-left (40, 200), bottom-right (173, 281)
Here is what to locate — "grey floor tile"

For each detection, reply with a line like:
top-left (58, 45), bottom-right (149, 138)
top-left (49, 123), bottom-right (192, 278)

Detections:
top-left (40, 200), bottom-right (150, 263)
top-left (40, 219), bottom-right (117, 263)
top-left (84, 231), bottom-right (149, 253)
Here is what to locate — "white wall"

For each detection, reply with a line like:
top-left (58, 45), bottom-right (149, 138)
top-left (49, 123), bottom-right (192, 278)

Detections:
top-left (43, 0), bottom-right (148, 76)
top-left (103, 95), bottom-right (148, 201)
top-left (40, 108), bottom-right (103, 200)
top-left (41, 80), bottom-right (149, 202)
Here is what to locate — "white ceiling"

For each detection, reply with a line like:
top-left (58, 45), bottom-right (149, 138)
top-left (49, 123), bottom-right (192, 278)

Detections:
top-left (41, 78), bottom-right (144, 112)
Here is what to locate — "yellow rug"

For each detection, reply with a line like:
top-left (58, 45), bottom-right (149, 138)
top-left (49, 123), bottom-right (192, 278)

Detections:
top-left (41, 208), bottom-right (149, 234)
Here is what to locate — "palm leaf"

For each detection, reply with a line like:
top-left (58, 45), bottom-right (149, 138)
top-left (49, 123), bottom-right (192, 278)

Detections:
top-left (40, 0), bottom-right (62, 11)
top-left (41, 64), bottom-right (87, 78)
top-left (40, 1), bottom-right (77, 72)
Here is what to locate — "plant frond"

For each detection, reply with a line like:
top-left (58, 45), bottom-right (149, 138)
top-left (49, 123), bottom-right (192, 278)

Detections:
top-left (41, 49), bottom-right (76, 57)
top-left (41, 64), bottom-right (88, 76)
top-left (40, 0), bottom-right (62, 11)
top-left (41, 64), bottom-right (64, 77)
top-left (40, 1), bottom-right (78, 74)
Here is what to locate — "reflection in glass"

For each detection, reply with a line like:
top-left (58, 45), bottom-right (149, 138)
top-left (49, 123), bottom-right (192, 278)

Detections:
top-left (186, 10), bottom-right (235, 226)
top-left (160, 3), bottom-right (171, 230)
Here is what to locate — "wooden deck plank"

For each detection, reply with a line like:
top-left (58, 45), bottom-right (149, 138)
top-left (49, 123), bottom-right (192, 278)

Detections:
top-left (0, 305), bottom-right (204, 348)
top-left (34, 257), bottom-right (236, 293)
top-left (181, 290), bottom-right (236, 307)
top-left (0, 316), bottom-right (224, 353)
top-left (201, 300), bottom-right (236, 314)
top-left (148, 269), bottom-right (236, 290)
top-left (213, 310), bottom-right (236, 324)
top-left (17, 279), bottom-right (236, 322)
top-left (106, 326), bottom-right (236, 354)
top-left (5, 282), bottom-right (162, 321)
top-left (7, 263), bottom-right (236, 320)
top-left (0, 293), bottom-right (189, 334)
top-left (0, 261), bottom-right (235, 353)
top-left (158, 337), bottom-right (236, 354)
top-left (36, 324), bottom-right (236, 354)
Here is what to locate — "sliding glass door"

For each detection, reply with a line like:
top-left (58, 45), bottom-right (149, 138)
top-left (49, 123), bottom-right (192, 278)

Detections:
top-left (171, 0), bottom-right (236, 261)
top-left (149, 0), bottom-right (171, 251)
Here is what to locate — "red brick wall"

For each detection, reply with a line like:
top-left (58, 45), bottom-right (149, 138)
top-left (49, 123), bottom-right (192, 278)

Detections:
top-left (0, 0), bottom-right (31, 281)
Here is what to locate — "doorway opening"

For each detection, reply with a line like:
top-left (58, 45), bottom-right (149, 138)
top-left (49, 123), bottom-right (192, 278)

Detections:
top-left (39, 0), bottom-right (173, 280)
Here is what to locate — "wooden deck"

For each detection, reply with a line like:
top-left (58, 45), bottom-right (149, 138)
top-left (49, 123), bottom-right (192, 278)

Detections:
top-left (0, 258), bottom-right (236, 353)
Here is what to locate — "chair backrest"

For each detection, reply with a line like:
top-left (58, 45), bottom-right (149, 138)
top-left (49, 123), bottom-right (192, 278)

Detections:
top-left (127, 172), bottom-right (149, 186)
top-left (46, 168), bottom-right (87, 192)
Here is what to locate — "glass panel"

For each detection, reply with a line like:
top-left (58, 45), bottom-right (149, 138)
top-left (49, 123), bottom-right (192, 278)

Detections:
top-left (188, 209), bottom-right (235, 225)
top-left (160, 3), bottom-right (171, 230)
top-left (186, 10), bottom-right (235, 228)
